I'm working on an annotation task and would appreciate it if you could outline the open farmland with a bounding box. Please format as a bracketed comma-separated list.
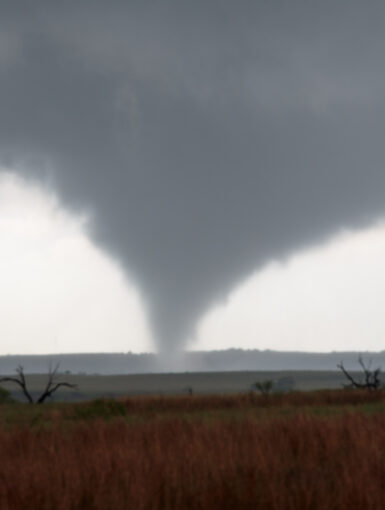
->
[0, 370, 352, 402]
[0, 390, 385, 509]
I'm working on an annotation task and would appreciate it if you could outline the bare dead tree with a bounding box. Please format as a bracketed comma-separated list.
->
[337, 356, 381, 391]
[36, 364, 78, 403]
[0, 366, 34, 403]
[0, 364, 77, 404]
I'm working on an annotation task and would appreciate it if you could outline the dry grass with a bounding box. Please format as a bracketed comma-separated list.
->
[0, 391, 385, 509]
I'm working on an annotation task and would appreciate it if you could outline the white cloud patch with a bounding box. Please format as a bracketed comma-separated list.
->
[191, 224, 385, 353]
[0, 171, 154, 354]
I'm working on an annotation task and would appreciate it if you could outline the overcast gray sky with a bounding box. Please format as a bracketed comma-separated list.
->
[2, 1, 385, 354]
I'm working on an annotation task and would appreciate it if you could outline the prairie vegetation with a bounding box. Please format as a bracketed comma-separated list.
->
[0, 370, 351, 402]
[0, 390, 385, 509]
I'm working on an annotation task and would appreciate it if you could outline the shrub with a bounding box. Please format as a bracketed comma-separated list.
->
[0, 385, 14, 404]
[253, 380, 273, 396]
[74, 398, 127, 420]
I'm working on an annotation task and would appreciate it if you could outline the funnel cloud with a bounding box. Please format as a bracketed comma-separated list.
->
[1, 1, 385, 352]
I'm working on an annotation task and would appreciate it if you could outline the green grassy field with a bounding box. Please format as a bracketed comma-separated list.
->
[0, 370, 352, 402]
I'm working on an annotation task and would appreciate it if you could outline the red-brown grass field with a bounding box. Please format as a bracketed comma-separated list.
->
[1, 390, 385, 509]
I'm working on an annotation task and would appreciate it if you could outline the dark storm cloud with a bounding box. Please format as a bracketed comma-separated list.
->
[1, 1, 385, 352]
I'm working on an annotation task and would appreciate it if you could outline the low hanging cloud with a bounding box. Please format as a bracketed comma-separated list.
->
[1, 1, 385, 353]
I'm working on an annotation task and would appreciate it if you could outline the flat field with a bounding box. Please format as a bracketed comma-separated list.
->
[1, 370, 350, 402]
[1, 390, 385, 509]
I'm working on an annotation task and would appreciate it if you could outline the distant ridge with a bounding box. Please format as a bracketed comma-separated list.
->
[0, 349, 384, 375]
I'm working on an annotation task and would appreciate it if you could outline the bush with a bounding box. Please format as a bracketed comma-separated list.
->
[74, 398, 127, 420]
[0, 386, 15, 404]
[253, 380, 273, 396]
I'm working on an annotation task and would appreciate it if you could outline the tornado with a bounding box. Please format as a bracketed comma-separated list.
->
[1, 1, 385, 354]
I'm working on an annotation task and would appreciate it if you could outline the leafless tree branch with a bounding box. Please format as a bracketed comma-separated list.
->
[0, 364, 77, 404]
[337, 356, 381, 391]
[0, 366, 34, 403]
